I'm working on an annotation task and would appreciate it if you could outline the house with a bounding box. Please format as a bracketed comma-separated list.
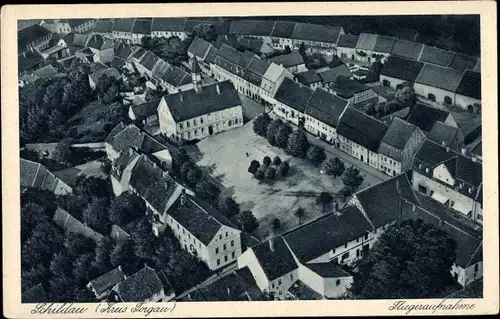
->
[330, 76, 378, 107]
[20, 159, 72, 195]
[134, 50, 160, 78]
[411, 139, 483, 223]
[372, 35, 397, 63]
[130, 18, 152, 44]
[86, 34, 115, 63]
[18, 50, 45, 75]
[449, 111, 482, 145]
[336, 107, 388, 168]
[290, 23, 344, 56]
[418, 45, 456, 67]
[449, 54, 479, 72]
[378, 117, 426, 176]
[187, 36, 217, 76]
[158, 80, 243, 143]
[33, 64, 59, 79]
[414, 64, 464, 105]
[428, 121, 465, 152]
[273, 77, 314, 127]
[22, 284, 49, 303]
[150, 17, 188, 40]
[112, 18, 136, 44]
[128, 98, 162, 131]
[454, 70, 481, 113]
[39, 40, 70, 61]
[336, 34, 360, 61]
[379, 56, 425, 89]
[259, 62, 294, 107]
[18, 24, 52, 54]
[88, 67, 121, 90]
[40, 19, 72, 34]
[295, 70, 322, 90]
[159, 65, 193, 94]
[165, 192, 243, 270]
[318, 64, 352, 90]
[87, 266, 127, 300]
[67, 18, 96, 34]
[389, 39, 424, 61]
[111, 265, 171, 302]
[406, 103, 457, 134]
[61, 32, 88, 55]
[354, 33, 379, 64]
[268, 51, 307, 74]
[52, 207, 104, 242]
[371, 85, 397, 104]
[294, 263, 353, 300]
[466, 137, 482, 162]
[92, 20, 114, 37]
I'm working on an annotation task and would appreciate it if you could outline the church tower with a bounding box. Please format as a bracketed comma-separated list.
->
[192, 58, 202, 93]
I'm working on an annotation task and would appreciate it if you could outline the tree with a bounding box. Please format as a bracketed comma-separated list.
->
[21, 202, 49, 242]
[254, 168, 265, 181]
[218, 197, 240, 218]
[49, 251, 74, 277]
[368, 59, 383, 81]
[75, 176, 111, 199]
[349, 219, 457, 299]
[191, 23, 218, 42]
[57, 194, 87, 220]
[266, 119, 283, 146]
[275, 124, 292, 149]
[92, 238, 114, 273]
[110, 239, 136, 268]
[395, 82, 417, 110]
[22, 264, 49, 293]
[109, 192, 146, 226]
[263, 156, 272, 166]
[342, 166, 364, 191]
[196, 180, 220, 202]
[306, 145, 326, 166]
[340, 186, 353, 199]
[283, 45, 292, 54]
[264, 166, 277, 182]
[48, 276, 78, 302]
[130, 219, 156, 258]
[72, 287, 97, 302]
[286, 129, 309, 158]
[82, 197, 111, 234]
[248, 160, 260, 174]
[253, 113, 271, 137]
[73, 252, 98, 285]
[186, 167, 202, 186]
[316, 192, 333, 213]
[64, 232, 96, 258]
[273, 156, 282, 166]
[170, 147, 191, 174]
[180, 162, 195, 181]
[294, 207, 306, 225]
[298, 42, 307, 58]
[276, 161, 290, 177]
[237, 210, 259, 233]
[322, 157, 345, 178]
[52, 139, 72, 165]
[141, 36, 154, 50]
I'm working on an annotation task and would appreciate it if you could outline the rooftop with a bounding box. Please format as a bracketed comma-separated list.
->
[418, 45, 456, 67]
[406, 103, 450, 133]
[292, 23, 342, 44]
[151, 17, 186, 32]
[356, 33, 379, 51]
[270, 21, 296, 38]
[318, 64, 352, 85]
[251, 236, 298, 281]
[306, 262, 352, 278]
[380, 56, 425, 82]
[114, 266, 164, 302]
[274, 77, 314, 113]
[373, 35, 396, 53]
[18, 24, 51, 52]
[337, 107, 388, 152]
[415, 64, 464, 92]
[296, 70, 322, 85]
[378, 117, 419, 161]
[132, 19, 152, 35]
[305, 88, 349, 129]
[337, 34, 359, 48]
[390, 40, 424, 61]
[332, 76, 371, 99]
[448, 54, 479, 72]
[455, 70, 481, 100]
[112, 18, 136, 33]
[428, 121, 461, 147]
[268, 51, 305, 68]
[88, 267, 126, 295]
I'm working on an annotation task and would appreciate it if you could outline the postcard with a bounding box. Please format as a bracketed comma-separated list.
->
[1, 1, 498, 317]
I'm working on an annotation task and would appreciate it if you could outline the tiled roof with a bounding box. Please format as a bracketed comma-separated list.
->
[428, 121, 461, 147]
[283, 206, 372, 263]
[337, 107, 388, 152]
[355, 173, 419, 228]
[378, 117, 419, 160]
[110, 58, 126, 69]
[268, 51, 304, 68]
[89, 68, 121, 84]
[18, 24, 51, 52]
[188, 37, 212, 60]
[114, 266, 164, 302]
[455, 70, 481, 99]
[87, 34, 113, 51]
[18, 51, 44, 73]
[292, 23, 342, 43]
[66, 18, 94, 28]
[152, 59, 171, 79]
[415, 64, 464, 92]
[449, 54, 479, 72]
[450, 112, 482, 138]
[93, 20, 113, 33]
[305, 88, 349, 128]
[390, 40, 424, 60]
[163, 80, 241, 122]
[105, 122, 125, 144]
[394, 28, 419, 42]
[161, 66, 191, 87]
[418, 45, 455, 67]
[132, 19, 152, 35]
[318, 64, 352, 85]
[53, 208, 104, 242]
[332, 76, 371, 99]
[229, 20, 275, 36]
[217, 44, 243, 65]
[306, 262, 351, 278]
[22, 284, 48, 303]
[271, 21, 296, 38]
[413, 139, 457, 168]
[239, 50, 256, 69]
[151, 17, 186, 32]
[204, 46, 218, 64]
[112, 18, 136, 33]
[247, 56, 270, 76]
[139, 51, 160, 72]
[380, 56, 425, 82]
[406, 103, 450, 133]
[373, 35, 396, 53]
[456, 155, 482, 187]
[34, 64, 58, 78]
[337, 34, 359, 48]
[251, 237, 298, 281]
[296, 70, 322, 85]
[89, 267, 126, 295]
[20, 159, 42, 188]
[130, 99, 162, 120]
[107, 124, 166, 155]
[274, 77, 314, 113]
[356, 33, 379, 51]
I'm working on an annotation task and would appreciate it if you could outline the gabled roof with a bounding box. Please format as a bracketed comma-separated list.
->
[87, 34, 114, 51]
[337, 107, 388, 152]
[114, 266, 164, 302]
[418, 45, 455, 67]
[271, 21, 296, 38]
[151, 17, 186, 32]
[305, 88, 349, 128]
[380, 56, 425, 82]
[456, 154, 482, 187]
[415, 64, 464, 92]
[450, 112, 482, 138]
[110, 58, 126, 69]
[229, 20, 275, 36]
[130, 99, 162, 120]
[379, 117, 419, 160]
[204, 46, 219, 64]
[139, 51, 160, 72]
[89, 68, 121, 84]
[89, 267, 126, 295]
[283, 206, 372, 263]
[406, 103, 450, 133]
[274, 77, 314, 113]
[34, 64, 58, 78]
[292, 23, 342, 43]
[318, 64, 352, 85]
[66, 18, 94, 28]
[428, 121, 461, 147]
[337, 34, 359, 48]
[262, 62, 288, 84]
[390, 40, 423, 60]
[163, 80, 241, 122]
[373, 35, 396, 53]
[112, 18, 136, 33]
[217, 44, 243, 65]
[306, 262, 351, 278]
[394, 28, 419, 42]
[152, 59, 171, 79]
[449, 54, 479, 72]
[356, 33, 378, 51]
[93, 20, 113, 33]
[413, 139, 457, 168]
[455, 70, 481, 99]
[188, 37, 212, 60]
[20, 159, 43, 189]
[161, 66, 191, 87]
[18, 51, 44, 73]
[268, 51, 304, 68]
[18, 24, 51, 52]
[247, 56, 270, 76]
[251, 237, 298, 281]
[296, 70, 322, 85]
[132, 19, 152, 35]
[332, 76, 371, 99]
[106, 123, 167, 155]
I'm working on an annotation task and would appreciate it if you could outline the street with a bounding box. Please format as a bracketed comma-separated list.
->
[238, 93, 266, 122]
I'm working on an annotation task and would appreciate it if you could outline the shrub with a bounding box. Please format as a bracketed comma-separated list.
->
[248, 160, 260, 174]
[306, 145, 327, 166]
[275, 124, 292, 149]
[273, 156, 282, 166]
[254, 169, 265, 181]
[276, 161, 290, 177]
[263, 156, 272, 166]
[340, 186, 353, 198]
[264, 166, 276, 181]
[286, 129, 309, 158]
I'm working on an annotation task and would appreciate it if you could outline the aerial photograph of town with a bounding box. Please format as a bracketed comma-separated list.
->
[18, 14, 483, 303]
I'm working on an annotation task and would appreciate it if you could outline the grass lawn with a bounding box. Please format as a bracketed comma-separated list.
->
[191, 120, 346, 240]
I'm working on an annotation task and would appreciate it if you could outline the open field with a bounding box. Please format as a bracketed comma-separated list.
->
[191, 120, 351, 239]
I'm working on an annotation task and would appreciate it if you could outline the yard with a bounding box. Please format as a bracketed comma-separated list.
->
[190, 120, 348, 240]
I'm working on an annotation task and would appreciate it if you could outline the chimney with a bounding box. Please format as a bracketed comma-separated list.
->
[461, 147, 467, 156]
[179, 92, 183, 102]
[180, 188, 187, 205]
[216, 84, 220, 94]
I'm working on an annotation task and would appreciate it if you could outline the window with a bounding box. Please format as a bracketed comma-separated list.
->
[278, 279, 282, 285]
[187, 132, 191, 138]
[186, 121, 190, 128]
[474, 264, 479, 272]
[177, 225, 179, 230]
[356, 238, 359, 243]
[232, 251, 235, 259]
[224, 255, 228, 262]
[201, 127, 205, 134]
[336, 279, 341, 286]
[272, 283, 275, 289]
[364, 234, 368, 240]
[425, 168, 429, 173]
[223, 244, 227, 251]
[341, 252, 349, 261]
[216, 247, 219, 254]
[226, 232, 228, 237]
[344, 243, 347, 248]
[220, 234, 222, 240]
[195, 129, 198, 136]
[231, 240, 234, 247]
[217, 259, 220, 266]
[182, 229, 185, 234]
[193, 119, 197, 126]
[468, 187, 472, 193]
[200, 118, 204, 124]
[444, 96, 452, 105]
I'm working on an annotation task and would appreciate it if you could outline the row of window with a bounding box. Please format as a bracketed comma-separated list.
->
[214, 240, 235, 254]
[216, 251, 236, 266]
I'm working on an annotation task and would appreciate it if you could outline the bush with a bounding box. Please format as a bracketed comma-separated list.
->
[254, 169, 265, 181]
[253, 113, 271, 137]
[286, 129, 309, 158]
[340, 186, 353, 198]
[306, 145, 327, 166]
[273, 156, 282, 166]
[264, 166, 276, 181]
[276, 161, 290, 177]
[248, 160, 260, 174]
[275, 124, 292, 149]
[263, 156, 272, 166]
[237, 210, 259, 233]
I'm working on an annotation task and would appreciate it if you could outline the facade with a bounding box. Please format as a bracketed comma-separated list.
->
[414, 63, 463, 105]
[150, 17, 188, 40]
[259, 62, 294, 107]
[330, 76, 378, 106]
[379, 56, 425, 90]
[427, 121, 465, 152]
[67, 19, 96, 34]
[267, 51, 307, 74]
[40, 19, 72, 34]
[18, 24, 52, 54]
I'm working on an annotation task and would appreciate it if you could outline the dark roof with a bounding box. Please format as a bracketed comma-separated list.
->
[89, 68, 121, 84]
[247, 56, 270, 76]
[418, 45, 455, 67]
[87, 34, 113, 51]
[130, 99, 162, 119]
[373, 35, 396, 53]
[108, 123, 166, 155]
[456, 155, 482, 187]
[105, 122, 125, 144]
[306, 262, 351, 278]
[251, 237, 298, 281]
[292, 23, 342, 43]
[332, 76, 371, 99]
[132, 19, 152, 35]
[139, 51, 160, 71]
[114, 266, 164, 302]
[337, 107, 388, 152]
[274, 77, 314, 113]
[217, 44, 243, 65]
[269, 51, 304, 67]
[89, 267, 126, 295]
[283, 206, 372, 263]
[449, 54, 479, 72]
[380, 56, 425, 82]
[110, 58, 126, 69]
[473, 59, 481, 72]
[379, 117, 419, 160]
[356, 33, 378, 51]
[428, 121, 461, 147]
[355, 173, 419, 228]
[20, 159, 43, 188]
[112, 18, 136, 33]
[337, 34, 359, 48]
[390, 40, 423, 60]
[188, 37, 212, 59]
[415, 64, 464, 92]
[161, 66, 191, 87]
[152, 59, 171, 79]
[271, 21, 296, 38]
[163, 80, 241, 122]
[34, 64, 58, 78]
[93, 20, 113, 33]
[151, 17, 186, 32]
[455, 70, 481, 99]
[318, 64, 352, 85]
[406, 103, 450, 133]
[66, 18, 94, 28]
[450, 112, 482, 138]
[204, 46, 218, 64]
[18, 24, 51, 52]
[296, 70, 322, 85]
[18, 51, 44, 73]
[288, 280, 324, 300]
[22, 284, 48, 303]
[413, 139, 457, 167]
[229, 20, 275, 36]
[305, 88, 349, 128]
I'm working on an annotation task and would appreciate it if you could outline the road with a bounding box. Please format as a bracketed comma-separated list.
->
[238, 93, 266, 122]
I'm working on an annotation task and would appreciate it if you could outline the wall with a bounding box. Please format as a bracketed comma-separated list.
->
[324, 276, 353, 299]
[304, 115, 337, 143]
[432, 163, 455, 186]
[454, 93, 481, 112]
[158, 98, 178, 138]
[237, 249, 270, 291]
[269, 269, 299, 299]
[413, 83, 455, 106]
[206, 226, 242, 270]
[401, 128, 426, 171]
[379, 74, 407, 90]
[463, 261, 483, 286]
[378, 145, 402, 176]
[338, 47, 357, 61]
[298, 263, 325, 296]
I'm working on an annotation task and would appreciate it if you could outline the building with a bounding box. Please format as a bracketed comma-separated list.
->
[128, 98, 162, 132]
[336, 34, 360, 61]
[259, 62, 294, 107]
[295, 70, 322, 90]
[427, 121, 465, 152]
[336, 107, 388, 168]
[406, 103, 457, 134]
[40, 19, 72, 34]
[20, 158, 72, 195]
[268, 51, 307, 74]
[318, 64, 352, 90]
[134, 50, 160, 78]
[61, 32, 89, 55]
[111, 265, 173, 302]
[330, 76, 378, 107]
[187, 36, 218, 76]
[454, 70, 481, 113]
[414, 64, 464, 105]
[411, 139, 483, 223]
[158, 80, 243, 143]
[378, 117, 426, 176]
[379, 56, 425, 89]
[273, 77, 314, 127]
[88, 68, 121, 90]
[390, 39, 424, 61]
[18, 24, 52, 54]
[150, 17, 188, 40]
[67, 19, 96, 34]
[394, 28, 420, 42]
[130, 18, 152, 44]
[158, 66, 193, 94]
[92, 20, 114, 37]
[353, 33, 380, 64]
[86, 34, 115, 63]
[87, 266, 127, 300]
[112, 18, 136, 44]
[418, 45, 456, 67]
[449, 111, 482, 145]
[448, 53, 479, 72]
